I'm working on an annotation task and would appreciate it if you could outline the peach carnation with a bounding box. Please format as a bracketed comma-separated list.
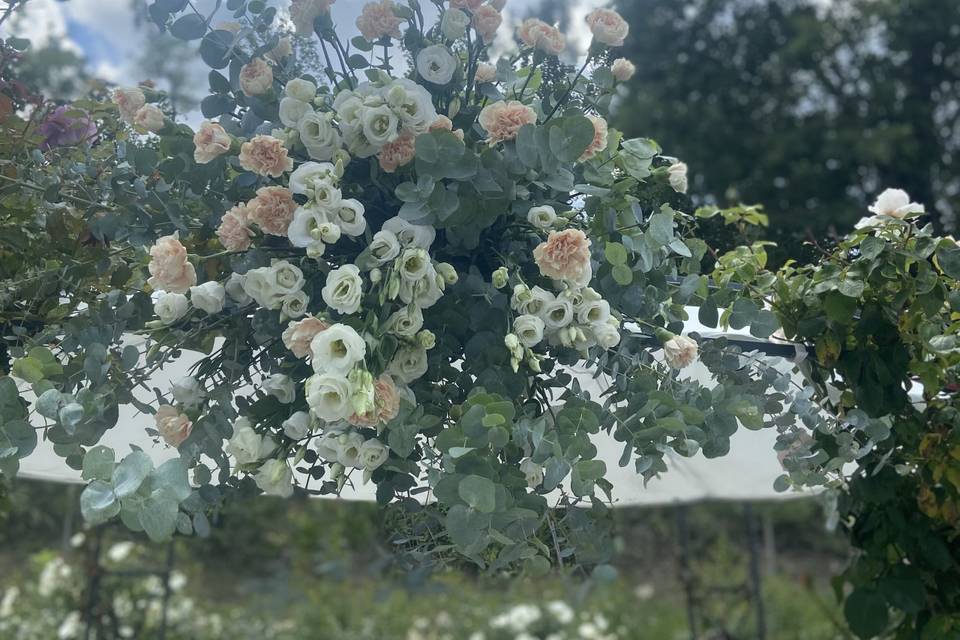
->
[533, 228, 593, 287]
[193, 120, 232, 164]
[585, 8, 629, 47]
[247, 186, 296, 236]
[429, 115, 464, 141]
[475, 62, 496, 84]
[282, 316, 330, 359]
[155, 404, 193, 447]
[579, 115, 609, 162]
[239, 135, 293, 177]
[377, 130, 416, 173]
[611, 58, 636, 82]
[517, 18, 565, 56]
[356, 0, 403, 41]
[148, 233, 197, 293]
[471, 5, 501, 43]
[239, 58, 274, 97]
[290, 0, 336, 35]
[348, 375, 401, 427]
[112, 87, 145, 123]
[478, 100, 537, 145]
[216, 205, 254, 252]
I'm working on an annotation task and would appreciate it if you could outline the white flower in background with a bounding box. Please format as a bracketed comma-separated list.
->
[386, 79, 438, 133]
[112, 87, 145, 122]
[171, 376, 205, 408]
[290, 161, 341, 204]
[133, 104, 164, 132]
[361, 104, 400, 148]
[667, 161, 688, 194]
[868, 188, 925, 219]
[243, 261, 304, 310]
[491, 604, 541, 632]
[310, 323, 366, 374]
[193, 120, 232, 164]
[227, 417, 275, 465]
[285, 77, 317, 102]
[367, 230, 402, 266]
[475, 61, 497, 83]
[539, 296, 574, 331]
[225, 273, 251, 305]
[263, 373, 296, 403]
[576, 298, 610, 326]
[388, 344, 429, 383]
[514, 314, 545, 348]
[383, 216, 435, 248]
[512, 285, 553, 317]
[107, 541, 135, 563]
[611, 58, 636, 81]
[279, 96, 311, 128]
[441, 8, 470, 40]
[290, 0, 335, 35]
[299, 110, 342, 161]
[254, 459, 294, 497]
[154, 292, 189, 324]
[359, 438, 388, 471]
[546, 601, 574, 624]
[281, 291, 309, 318]
[593, 319, 621, 349]
[282, 411, 312, 439]
[322, 264, 364, 315]
[189, 281, 225, 314]
[57, 611, 83, 640]
[0, 586, 18, 618]
[417, 45, 457, 85]
[519, 458, 544, 488]
[335, 431, 365, 468]
[306, 373, 354, 421]
[38, 556, 71, 597]
[663, 334, 698, 369]
[527, 205, 557, 230]
[267, 36, 293, 62]
[330, 199, 367, 236]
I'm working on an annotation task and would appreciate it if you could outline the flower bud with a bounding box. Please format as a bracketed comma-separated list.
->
[369, 267, 383, 284]
[492, 266, 509, 289]
[436, 262, 458, 285]
[418, 330, 436, 350]
[306, 242, 326, 259]
[504, 333, 521, 352]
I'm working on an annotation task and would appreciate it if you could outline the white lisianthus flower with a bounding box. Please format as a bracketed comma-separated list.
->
[310, 323, 366, 374]
[539, 297, 574, 331]
[306, 373, 354, 421]
[330, 199, 367, 236]
[361, 104, 399, 148]
[441, 8, 470, 40]
[385, 79, 437, 134]
[436, 262, 458, 285]
[299, 110, 342, 161]
[388, 344, 429, 383]
[285, 77, 317, 102]
[359, 438, 388, 471]
[225, 273, 251, 305]
[417, 45, 457, 85]
[227, 417, 274, 465]
[385, 305, 424, 337]
[189, 281, 225, 314]
[576, 298, 610, 325]
[288, 205, 328, 252]
[289, 161, 340, 202]
[868, 188, 925, 219]
[512, 285, 553, 316]
[663, 334, 698, 369]
[398, 265, 444, 309]
[154, 292, 189, 324]
[527, 205, 557, 230]
[335, 431, 365, 468]
[382, 216, 436, 248]
[263, 373, 296, 404]
[171, 376, 205, 408]
[242, 263, 302, 310]
[273, 260, 305, 292]
[397, 248, 431, 282]
[593, 319, 621, 349]
[667, 161, 688, 194]
[519, 458, 544, 488]
[254, 459, 294, 497]
[322, 264, 364, 315]
[514, 314, 545, 348]
[279, 97, 311, 128]
[282, 411, 313, 440]
[367, 230, 402, 266]
[281, 291, 309, 318]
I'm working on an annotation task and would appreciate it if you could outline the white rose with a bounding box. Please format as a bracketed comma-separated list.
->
[387, 344, 429, 383]
[171, 376, 205, 408]
[154, 292, 189, 324]
[310, 323, 366, 374]
[385, 305, 424, 337]
[263, 373, 296, 404]
[359, 438, 388, 471]
[360, 104, 399, 148]
[322, 264, 364, 315]
[527, 205, 557, 230]
[416, 45, 457, 85]
[299, 110, 342, 161]
[285, 78, 317, 102]
[254, 459, 294, 497]
[576, 299, 610, 325]
[663, 335, 698, 369]
[367, 230, 401, 266]
[382, 216, 435, 249]
[336, 431, 365, 468]
[519, 458, 543, 488]
[306, 373, 354, 421]
[513, 314, 545, 348]
[868, 188, 925, 219]
[279, 97, 311, 128]
[282, 411, 313, 440]
[611, 58, 636, 82]
[667, 161, 688, 194]
[225, 273, 251, 305]
[189, 281, 225, 314]
[593, 320, 621, 350]
[227, 418, 275, 465]
[113, 87, 146, 122]
[475, 62, 497, 84]
[539, 297, 573, 331]
[330, 199, 367, 237]
[133, 105, 165, 132]
[281, 291, 309, 318]
[441, 8, 470, 40]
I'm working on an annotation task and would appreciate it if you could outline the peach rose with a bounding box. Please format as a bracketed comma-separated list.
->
[348, 374, 400, 427]
[133, 104, 165, 133]
[148, 233, 197, 293]
[155, 404, 193, 447]
[247, 186, 296, 236]
[377, 130, 416, 173]
[356, 0, 403, 41]
[533, 228, 593, 286]
[579, 115, 609, 162]
[585, 8, 629, 47]
[240, 58, 274, 97]
[282, 315, 330, 358]
[517, 18, 565, 55]
[475, 62, 496, 83]
[471, 5, 501, 43]
[112, 87, 145, 123]
[239, 135, 293, 177]
[290, 0, 335, 35]
[478, 100, 537, 145]
[611, 58, 636, 82]
[268, 37, 293, 63]
[193, 121, 232, 164]
[216, 205, 254, 252]
[429, 115, 464, 141]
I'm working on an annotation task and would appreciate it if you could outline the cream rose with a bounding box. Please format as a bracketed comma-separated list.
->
[193, 121, 232, 164]
[417, 45, 457, 85]
[868, 188, 925, 219]
[475, 62, 497, 84]
[189, 281, 225, 314]
[322, 264, 364, 315]
[517, 18, 565, 56]
[533, 229, 593, 287]
[240, 58, 273, 97]
[154, 405, 192, 447]
[585, 8, 629, 47]
[282, 316, 330, 358]
[479, 100, 537, 145]
[667, 161, 688, 194]
[663, 335, 698, 369]
[239, 135, 293, 177]
[112, 87, 145, 122]
[148, 233, 196, 293]
[611, 58, 636, 82]
[290, 0, 335, 35]
[133, 105, 164, 133]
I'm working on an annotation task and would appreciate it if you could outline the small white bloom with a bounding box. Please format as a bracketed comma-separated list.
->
[154, 292, 189, 324]
[417, 45, 457, 85]
[171, 376, 205, 408]
[367, 230, 402, 265]
[441, 8, 470, 40]
[667, 161, 688, 194]
[281, 291, 309, 318]
[868, 188, 925, 219]
[593, 320, 621, 349]
[285, 77, 317, 102]
[335, 431, 365, 468]
[322, 264, 364, 315]
[359, 438, 389, 471]
[546, 600, 574, 624]
[189, 281, 225, 314]
[382, 216, 435, 249]
[611, 58, 636, 82]
[299, 110, 342, 161]
[306, 373, 354, 421]
[527, 205, 557, 230]
[282, 411, 313, 439]
[227, 418, 275, 465]
[263, 373, 296, 404]
[663, 334, 698, 369]
[310, 323, 366, 374]
[388, 344, 429, 383]
[254, 459, 294, 497]
[279, 97, 311, 128]
[385, 305, 424, 337]
[397, 248, 431, 282]
[576, 298, 610, 326]
[288, 205, 328, 254]
[330, 198, 367, 237]
[107, 541, 135, 563]
[514, 314, 545, 348]
[539, 296, 574, 331]
[475, 61, 497, 84]
[361, 104, 400, 148]
[512, 285, 553, 316]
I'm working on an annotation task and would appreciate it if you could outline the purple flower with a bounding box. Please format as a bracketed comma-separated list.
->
[39, 105, 98, 150]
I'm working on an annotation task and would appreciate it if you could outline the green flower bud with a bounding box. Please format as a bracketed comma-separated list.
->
[492, 266, 509, 289]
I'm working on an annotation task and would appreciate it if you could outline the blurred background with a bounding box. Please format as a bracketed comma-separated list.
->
[1, 0, 958, 638]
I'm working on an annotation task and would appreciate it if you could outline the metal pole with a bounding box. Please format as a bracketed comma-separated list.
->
[675, 504, 699, 640]
[744, 504, 767, 640]
[83, 526, 104, 640]
[158, 539, 176, 640]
